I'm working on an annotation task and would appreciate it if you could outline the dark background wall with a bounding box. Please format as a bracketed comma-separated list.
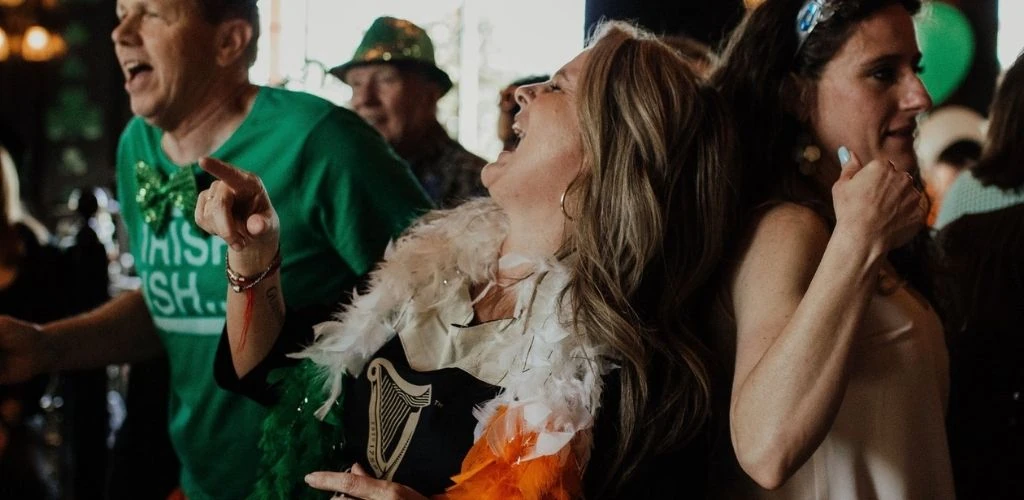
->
[0, 0, 129, 228]
[585, 0, 746, 47]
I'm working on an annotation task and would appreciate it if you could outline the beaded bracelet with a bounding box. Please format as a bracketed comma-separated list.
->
[225, 248, 282, 293]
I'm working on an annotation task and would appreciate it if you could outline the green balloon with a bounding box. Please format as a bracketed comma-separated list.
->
[914, 3, 975, 106]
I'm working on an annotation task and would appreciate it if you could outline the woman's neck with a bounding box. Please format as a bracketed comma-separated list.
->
[469, 217, 562, 323]
[499, 213, 564, 265]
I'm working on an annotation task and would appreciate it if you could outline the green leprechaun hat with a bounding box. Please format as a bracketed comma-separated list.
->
[329, 16, 453, 94]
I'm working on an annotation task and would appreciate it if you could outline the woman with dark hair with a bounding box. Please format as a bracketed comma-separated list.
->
[936, 50, 1024, 499]
[936, 51, 1024, 228]
[708, 0, 951, 497]
[196, 21, 737, 499]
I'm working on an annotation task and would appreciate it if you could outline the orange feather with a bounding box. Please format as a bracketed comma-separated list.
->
[440, 406, 583, 500]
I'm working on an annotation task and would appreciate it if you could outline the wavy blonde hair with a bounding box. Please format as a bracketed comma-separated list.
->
[563, 21, 738, 492]
[0, 145, 48, 264]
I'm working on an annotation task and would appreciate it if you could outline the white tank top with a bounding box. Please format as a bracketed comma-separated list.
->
[728, 279, 954, 499]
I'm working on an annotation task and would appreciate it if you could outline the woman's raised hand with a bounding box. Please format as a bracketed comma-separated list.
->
[195, 157, 280, 275]
[831, 147, 926, 256]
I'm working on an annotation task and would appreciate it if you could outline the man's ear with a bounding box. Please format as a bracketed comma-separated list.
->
[214, 19, 253, 68]
[782, 73, 815, 123]
[427, 83, 443, 104]
[418, 75, 443, 104]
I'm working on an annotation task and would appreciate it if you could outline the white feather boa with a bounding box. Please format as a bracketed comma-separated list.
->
[292, 198, 612, 463]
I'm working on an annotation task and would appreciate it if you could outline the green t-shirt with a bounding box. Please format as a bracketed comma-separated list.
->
[115, 86, 431, 500]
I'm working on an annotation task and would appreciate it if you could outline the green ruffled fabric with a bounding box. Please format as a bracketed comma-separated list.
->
[249, 359, 348, 500]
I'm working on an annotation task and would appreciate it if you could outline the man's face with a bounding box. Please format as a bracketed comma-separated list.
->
[112, 0, 220, 129]
[346, 64, 440, 147]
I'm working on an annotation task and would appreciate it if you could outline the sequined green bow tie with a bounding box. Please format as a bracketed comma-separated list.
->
[135, 161, 199, 235]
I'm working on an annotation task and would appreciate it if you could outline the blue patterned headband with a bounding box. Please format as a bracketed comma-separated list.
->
[795, 0, 838, 57]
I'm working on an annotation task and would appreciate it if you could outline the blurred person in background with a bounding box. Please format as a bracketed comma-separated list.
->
[935, 53, 1024, 228]
[915, 105, 984, 227]
[0, 129, 67, 500]
[331, 16, 486, 207]
[936, 49, 1024, 500]
[57, 187, 113, 500]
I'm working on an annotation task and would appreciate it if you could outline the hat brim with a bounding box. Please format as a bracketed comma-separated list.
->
[328, 60, 453, 95]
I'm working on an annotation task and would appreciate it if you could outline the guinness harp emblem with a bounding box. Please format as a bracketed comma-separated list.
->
[366, 358, 433, 479]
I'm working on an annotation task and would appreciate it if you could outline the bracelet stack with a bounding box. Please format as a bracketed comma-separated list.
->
[226, 248, 282, 293]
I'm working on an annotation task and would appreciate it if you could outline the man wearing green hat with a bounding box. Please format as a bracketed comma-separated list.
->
[330, 16, 486, 208]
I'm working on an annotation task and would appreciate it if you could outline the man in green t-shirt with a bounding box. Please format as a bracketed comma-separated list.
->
[0, 1, 430, 499]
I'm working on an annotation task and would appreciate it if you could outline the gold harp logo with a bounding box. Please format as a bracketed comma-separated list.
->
[366, 358, 433, 479]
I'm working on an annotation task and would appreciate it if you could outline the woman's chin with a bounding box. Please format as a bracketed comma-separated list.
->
[480, 159, 507, 190]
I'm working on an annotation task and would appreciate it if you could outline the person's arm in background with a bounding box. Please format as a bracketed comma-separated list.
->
[0, 290, 163, 384]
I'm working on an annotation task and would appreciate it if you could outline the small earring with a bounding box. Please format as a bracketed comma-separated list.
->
[560, 189, 575, 221]
[797, 144, 821, 176]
